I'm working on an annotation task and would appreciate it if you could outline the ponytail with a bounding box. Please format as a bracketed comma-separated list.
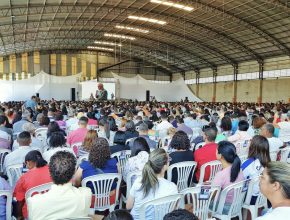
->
[140, 148, 168, 198]
[230, 154, 241, 182]
[25, 150, 47, 168]
[218, 141, 241, 183]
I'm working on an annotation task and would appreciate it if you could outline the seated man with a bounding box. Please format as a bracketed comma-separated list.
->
[260, 123, 283, 152]
[67, 116, 88, 146]
[227, 120, 252, 146]
[27, 151, 92, 220]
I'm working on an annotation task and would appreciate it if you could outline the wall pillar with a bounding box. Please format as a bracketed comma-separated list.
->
[196, 69, 200, 97]
[212, 67, 217, 102]
[258, 60, 264, 104]
[233, 64, 238, 103]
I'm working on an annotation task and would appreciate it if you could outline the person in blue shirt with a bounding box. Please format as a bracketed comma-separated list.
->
[24, 96, 37, 112]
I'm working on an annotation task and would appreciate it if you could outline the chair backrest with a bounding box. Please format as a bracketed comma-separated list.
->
[235, 140, 251, 155]
[0, 149, 11, 173]
[280, 147, 290, 163]
[167, 161, 197, 191]
[195, 142, 205, 150]
[215, 180, 249, 218]
[87, 125, 98, 130]
[191, 127, 202, 140]
[270, 151, 278, 161]
[77, 154, 89, 167]
[71, 142, 83, 157]
[81, 173, 122, 212]
[0, 190, 13, 220]
[125, 171, 142, 199]
[25, 182, 53, 201]
[181, 185, 221, 220]
[198, 160, 222, 184]
[111, 150, 131, 175]
[239, 154, 248, 164]
[139, 194, 184, 220]
[35, 128, 48, 141]
[244, 177, 267, 208]
[6, 163, 23, 187]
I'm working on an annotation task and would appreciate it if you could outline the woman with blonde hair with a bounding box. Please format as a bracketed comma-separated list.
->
[78, 129, 98, 157]
[126, 148, 177, 220]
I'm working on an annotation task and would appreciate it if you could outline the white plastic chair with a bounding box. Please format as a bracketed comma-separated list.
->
[125, 138, 134, 146]
[81, 173, 122, 213]
[35, 128, 48, 141]
[280, 147, 290, 163]
[88, 125, 98, 130]
[111, 150, 131, 175]
[242, 177, 267, 220]
[0, 190, 13, 220]
[195, 142, 205, 150]
[213, 180, 249, 220]
[25, 182, 53, 201]
[120, 171, 142, 208]
[181, 185, 221, 220]
[270, 151, 278, 161]
[235, 140, 251, 155]
[77, 154, 89, 168]
[167, 161, 197, 191]
[71, 142, 83, 157]
[198, 160, 222, 184]
[139, 194, 184, 220]
[239, 154, 248, 164]
[6, 164, 23, 187]
[0, 149, 11, 173]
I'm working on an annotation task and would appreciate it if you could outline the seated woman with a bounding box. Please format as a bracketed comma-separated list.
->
[241, 135, 271, 205]
[122, 137, 150, 182]
[78, 130, 98, 157]
[216, 116, 232, 142]
[168, 131, 194, 184]
[126, 148, 178, 220]
[43, 132, 75, 162]
[110, 130, 130, 154]
[14, 150, 52, 220]
[74, 137, 118, 187]
[212, 141, 244, 214]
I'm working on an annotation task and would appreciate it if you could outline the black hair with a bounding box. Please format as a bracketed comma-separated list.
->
[218, 141, 241, 182]
[163, 209, 198, 220]
[17, 131, 31, 145]
[220, 116, 232, 131]
[25, 150, 47, 168]
[170, 130, 191, 150]
[238, 120, 249, 131]
[175, 116, 184, 124]
[49, 132, 66, 148]
[0, 115, 6, 125]
[203, 127, 218, 142]
[39, 116, 50, 126]
[104, 209, 133, 220]
[113, 131, 126, 145]
[79, 116, 89, 125]
[49, 151, 76, 185]
[131, 137, 150, 157]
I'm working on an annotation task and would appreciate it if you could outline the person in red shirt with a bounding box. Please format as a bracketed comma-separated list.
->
[67, 116, 88, 146]
[194, 126, 218, 183]
[14, 150, 52, 219]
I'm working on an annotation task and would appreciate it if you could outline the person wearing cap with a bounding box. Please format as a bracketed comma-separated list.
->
[128, 123, 157, 150]
[13, 109, 33, 134]
[95, 83, 108, 101]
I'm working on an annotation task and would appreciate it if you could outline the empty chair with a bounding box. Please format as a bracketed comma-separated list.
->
[139, 194, 184, 220]
[198, 160, 222, 184]
[0, 149, 11, 173]
[25, 182, 53, 201]
[111, 150, 131, 175]
[181, 185, 221, 220]
[0, 190, 13, 220]
[81, 173, 122, 213]
[120, 171, 142, 208]
[242, 177, 268, 220]
[212, 180, 249, 220]
[6, 163, 22, 187]
[167, 161, 197, 191]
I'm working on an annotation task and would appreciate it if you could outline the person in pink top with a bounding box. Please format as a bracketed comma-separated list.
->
[67, 116, 88, 146]
[212, 140, 244, 214]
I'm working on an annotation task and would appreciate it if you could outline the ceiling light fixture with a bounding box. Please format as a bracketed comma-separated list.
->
[104, 33, 136, 40]
[115, 25, 149, 33]
[87, 46, 114, 51]
[150, 0, 194, 11]
[94, 41, 122, 47]
[128, 15, 166, 25]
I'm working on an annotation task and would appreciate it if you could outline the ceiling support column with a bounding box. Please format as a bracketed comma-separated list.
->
[212, 67, 217, 103]
[196, 69, 200, 98]
[233, 64, 238, 103]
[258, 60, 264, 105]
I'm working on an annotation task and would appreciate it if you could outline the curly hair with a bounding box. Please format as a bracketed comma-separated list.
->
[170, 130, 191, 150]
[89, 137, 111, 168]
[49, 151, 76, 185]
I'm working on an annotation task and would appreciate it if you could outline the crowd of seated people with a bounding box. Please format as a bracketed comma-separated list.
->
[0, 98, 289, 219]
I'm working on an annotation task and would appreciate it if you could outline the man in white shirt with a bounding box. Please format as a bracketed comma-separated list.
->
[156, 112, 173, 138]
[257, 162, 290, 219]
[27, 151, 92, 220]
[3, 131, 36, 173]
[260, 123, 283, 152]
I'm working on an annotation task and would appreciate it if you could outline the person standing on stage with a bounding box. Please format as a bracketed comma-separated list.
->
[95, 83, 108, 101]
